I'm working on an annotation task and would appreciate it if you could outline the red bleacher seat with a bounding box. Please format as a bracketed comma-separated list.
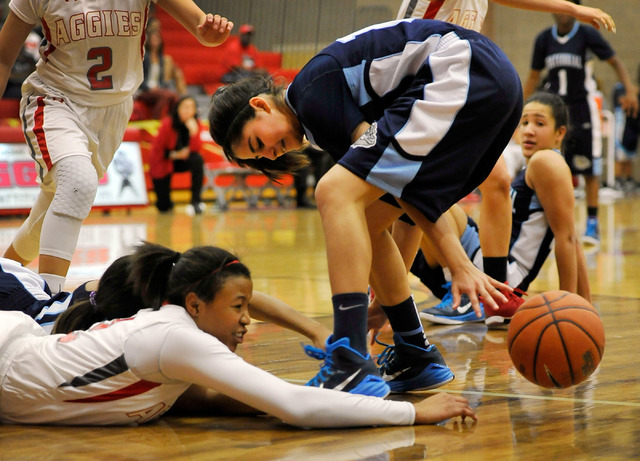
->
[153, 6, 298, 90]
[0, 99, 20, 119]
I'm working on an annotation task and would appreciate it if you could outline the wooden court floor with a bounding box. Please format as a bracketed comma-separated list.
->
[1, 194, 639, 460]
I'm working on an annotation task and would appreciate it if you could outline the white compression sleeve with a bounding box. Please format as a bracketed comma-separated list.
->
[39, 156, 98, 261]
[150, 327, 416, 428]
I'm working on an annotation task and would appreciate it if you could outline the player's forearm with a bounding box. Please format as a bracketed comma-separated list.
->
[249, 291, 330, 348]
[157, 0, 206, 36]
[608, 57, 636, 95]
[554, 236, 579, 294]
[574, 240, 591, 302]
[422, 215, 468, 274]
[157, 0, 232, 47]
[492, 0, 577, 15]
[522, 72, 541, 102]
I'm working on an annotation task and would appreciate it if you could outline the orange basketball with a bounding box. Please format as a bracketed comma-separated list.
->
[507, 290, 605, 389]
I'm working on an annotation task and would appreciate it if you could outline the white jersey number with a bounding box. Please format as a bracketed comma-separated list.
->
[87, 47, 114, 91]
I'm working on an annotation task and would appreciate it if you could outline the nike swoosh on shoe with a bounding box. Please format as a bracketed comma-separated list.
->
[333, 369, 363, 391]
[381, 367, 411, 381]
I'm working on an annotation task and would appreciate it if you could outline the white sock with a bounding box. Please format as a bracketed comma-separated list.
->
[40, 273, 66, 295]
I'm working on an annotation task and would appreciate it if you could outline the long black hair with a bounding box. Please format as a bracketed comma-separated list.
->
[208, 75, 309, 180]
[128, 242, 251, 309]
[52, 255, 144, 334]
[171, 95, 198, 150]
[52, 243, 251, 334]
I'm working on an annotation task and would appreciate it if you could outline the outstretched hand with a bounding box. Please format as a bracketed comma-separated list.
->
[574, 5, 616, 33]
[413, 392, 477, 424]
[197, 14, 233, 46]
[449, 260, 509, 317]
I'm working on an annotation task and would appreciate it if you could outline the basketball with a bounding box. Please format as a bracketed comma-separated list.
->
[507, 290, 605, 389]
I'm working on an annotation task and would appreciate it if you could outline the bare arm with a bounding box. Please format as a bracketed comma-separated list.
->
[527, 150, 580, 293]
[523, 69, 542, 102]
[490, 0, 616, 32]
[157, 0, 233, 46]
[165, 55, 188, 95]
[0, 11, 34, 97]
[606, 55, 639, 118]
[249, 291, 330, 349]
[399, 203, 508, 316]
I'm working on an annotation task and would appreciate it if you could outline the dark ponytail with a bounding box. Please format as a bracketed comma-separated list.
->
[129, 242, 251, 307]
[127, 241, 181, 309]
[52, 242, 252, 334]
[52, 255, 144, 333]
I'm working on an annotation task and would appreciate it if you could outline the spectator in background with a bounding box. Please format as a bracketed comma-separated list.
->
[135, 29, 188, 120]
[2, 29, 40, 99]
[221, 24, 266, 84]
[150, 95, 205, 215]
[612, 67, 640, 193]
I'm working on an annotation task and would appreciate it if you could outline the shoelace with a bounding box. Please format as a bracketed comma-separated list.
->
[303, 344, 333, 386]
[373, 334, 396, 367]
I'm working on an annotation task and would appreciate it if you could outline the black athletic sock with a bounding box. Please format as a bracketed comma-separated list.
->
[410, 249, 448, 299]
[381, 295, 428, 348]
[587, 206, 598, 219]
[483, 256, 507, 283]
[331, 292, 369, 355]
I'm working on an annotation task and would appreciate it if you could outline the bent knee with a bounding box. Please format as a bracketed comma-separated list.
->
[51, 157, 98, 220]
[479, 160, 511, 195]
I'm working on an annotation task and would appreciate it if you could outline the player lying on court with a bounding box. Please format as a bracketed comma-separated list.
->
[372, 92, 591, 331]
[0, 242, 476, 427]
[0, 250, 331, 348]
[209, 18, 522, 397]
[0, 0, 232, 297]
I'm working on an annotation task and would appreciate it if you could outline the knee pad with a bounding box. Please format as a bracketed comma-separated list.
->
[50, 156, 98, 220]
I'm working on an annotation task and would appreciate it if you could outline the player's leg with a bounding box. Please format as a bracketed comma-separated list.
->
[4, 187, 55, 266]
[408, 207, 485, 324]
[152, 175, 174, 212]
[38, 155, 99, 293]
[569, 98, 602, 245]
[477, 156, 511, 284]
[306, 164, 390, 397]
[364, 200, 454, 392]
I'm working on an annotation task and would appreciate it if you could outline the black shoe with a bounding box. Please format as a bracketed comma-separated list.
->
[376, 334, 454, 392]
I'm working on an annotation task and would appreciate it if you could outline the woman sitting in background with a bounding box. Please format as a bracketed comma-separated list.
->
[134, 29, 188, 120]
[150, 95, 206, 215]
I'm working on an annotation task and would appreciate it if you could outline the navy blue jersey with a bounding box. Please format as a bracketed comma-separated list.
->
[0, 258, 72, 332]
[508, 163, 556, 291]
[285, 19, 522, 221]
[531, 23, 614, 102]
[287, 19, 498, 159]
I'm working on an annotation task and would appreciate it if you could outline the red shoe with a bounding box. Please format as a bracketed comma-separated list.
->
[484, 287, 526, 327]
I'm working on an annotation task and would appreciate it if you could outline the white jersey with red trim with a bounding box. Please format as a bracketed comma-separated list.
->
[9, 0, 155, 106]
[396, 0, 488, 32]
[0, 306, 415, 427]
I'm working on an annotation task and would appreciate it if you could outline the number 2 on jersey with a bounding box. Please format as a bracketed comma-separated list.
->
[87, 47, 113, 90]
